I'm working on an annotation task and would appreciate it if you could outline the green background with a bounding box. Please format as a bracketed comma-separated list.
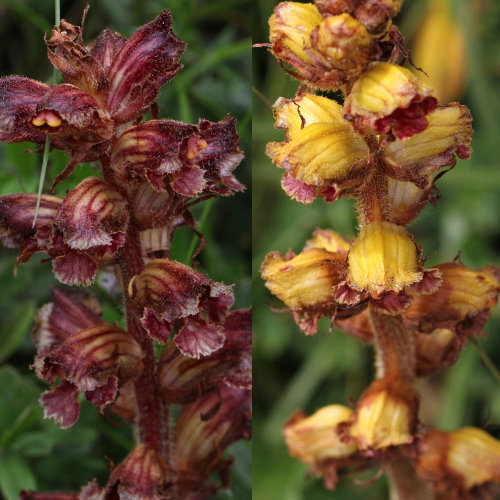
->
[0, 0, 251, 498]
[253, 0, 500, 498]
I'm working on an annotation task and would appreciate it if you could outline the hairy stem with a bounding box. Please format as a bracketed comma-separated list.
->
[356, 157, 389, 226]
[102, 153, 167, 457]
[387, 454, 433, 500]
[369, 310, 415, 381]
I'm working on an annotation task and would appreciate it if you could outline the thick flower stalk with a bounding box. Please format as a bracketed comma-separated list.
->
[260, 1, 500, 498]
[0, 8, 250, 499]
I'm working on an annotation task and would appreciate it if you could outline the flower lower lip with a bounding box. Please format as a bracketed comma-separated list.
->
[32, 110, 62, 128]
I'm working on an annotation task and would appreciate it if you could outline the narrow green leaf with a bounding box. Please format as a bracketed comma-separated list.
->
[0, 301, 37, 363]
[0, 452, 37, 500]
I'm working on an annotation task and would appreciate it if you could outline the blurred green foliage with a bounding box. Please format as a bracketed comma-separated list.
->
[0, 0, 250, 498]
[253, 0, 500, 498]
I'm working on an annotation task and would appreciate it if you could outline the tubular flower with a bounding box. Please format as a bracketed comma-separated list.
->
[267, 93, 370, 203]
[110, 116, 244, 196]
[173, 387, 252, 499]
[284, 405, 357, 465]
[348, 377, 419, 450]
[414, 428, 500, 497]
[54, 176, 129, 251]
[260, 230, 359, 335]
[346, 221, 422, 297]
[343, 62, 438, 139]
[0, 10, 185, 187]
[404, 263, 500, 335]
[31, 287, 143, 428]
[128, 259, 234, 354]
[267, 92, 472, 205]
[0, 179, 129, 285]
[104, 445, 170, 500]
[158, 309, 252, 403]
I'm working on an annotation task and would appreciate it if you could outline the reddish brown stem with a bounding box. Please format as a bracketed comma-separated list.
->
[387, 454, 433, 500]
[102, 154, 167, 456]
[356, 157, 389, 226]
[369, 310, 416, 381]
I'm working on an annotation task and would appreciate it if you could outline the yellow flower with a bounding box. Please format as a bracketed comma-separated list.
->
[349, 377, 418, 450]
[347, 221, 422, 296]
[404, 263, 500, 333]
[269, 4, 376, 90]
[416, 427, 500, 493]
[382, 103, 472, 186]
[267, 93, 370, 199]
[269, 2, 323, 67]
[344, 62, 437, 139]
[284, 405, 357, 465]
[412, 0, 467, 103]
[303, 228, 351, 254]
[267, 92, 472, 205]
[260, 247, 345, 311]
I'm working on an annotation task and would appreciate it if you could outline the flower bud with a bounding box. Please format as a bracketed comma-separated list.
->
[270, 3, 377, 90]
[311, 13, 374, 75]
[349, 377, 419, 449]
[353, 0, 402, 35]
[414, 328, 465, 376]
[344, 62, 437, 139]
[106, 10, 186, 124]
[89, 29, 126, 74]
[415, 427, 500, 494]
[284, 405, 357, 465]
[347, 221, 423, 296]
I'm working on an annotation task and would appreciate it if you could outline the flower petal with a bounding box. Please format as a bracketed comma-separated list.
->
[129, 259, 233, 334]
[40, 380, 80, 429]
[158, 309, 252, 403]
[54, 177, 129, 251]
[347, 221, 423, 295]
[32, 287, 102, 353]
[382, 103, 473, 187]
[45, 20, 109, 104]
[106, 10, 186, 123]
[344, 62, 437, 138]
[89, 29, 127, 74]
[49, 324, 143, 393]
[175, 316, 225, 359]
[52, 251, 98, 286]
[0, 76, 49, 144]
